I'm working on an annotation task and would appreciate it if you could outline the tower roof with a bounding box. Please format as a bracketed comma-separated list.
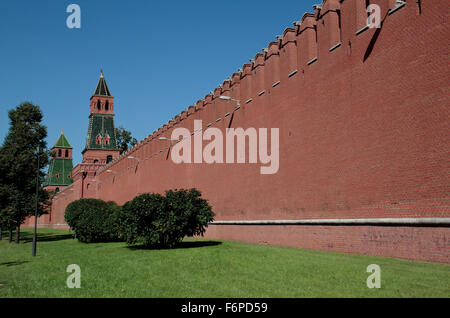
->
[92, 71, 112, 97]
[43, 157, 73, 187]
[53, 130, 72, 149]
[45, 130, 73, 187]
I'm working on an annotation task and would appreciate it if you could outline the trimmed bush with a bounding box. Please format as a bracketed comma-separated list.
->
[120, 188, 215, 248]
[119, 193, 166, 247]
[65, 198, 121, 243]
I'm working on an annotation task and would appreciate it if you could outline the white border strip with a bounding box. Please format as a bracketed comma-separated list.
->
[30, 218, 450, 228]
[211, 218, 450, 226]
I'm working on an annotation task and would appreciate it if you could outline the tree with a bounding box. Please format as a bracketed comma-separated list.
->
[0, 102, 50, 243]
[0, 184, 16, 242]
[115, 126, 138, 154]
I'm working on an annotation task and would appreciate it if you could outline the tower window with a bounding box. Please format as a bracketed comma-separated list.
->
[97, 99, 101, 110]
[55, 173, 60, 178]
[58, 149, 62, 157]
[96, 135, 102, 145]
[105, 100, 109, 111]
[106, 155, 113, 163]
[105, 135, 110, 145]
[65, 149, 69, 157]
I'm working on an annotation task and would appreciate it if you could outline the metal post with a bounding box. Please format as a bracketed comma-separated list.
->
[32, 148, 39, 256]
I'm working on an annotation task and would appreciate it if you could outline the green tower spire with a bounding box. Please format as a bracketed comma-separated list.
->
[82, 71, 120, 165]
[92, 71, 112, 97]
[44, 130, 74, 187]
[53, 129, 72, 148]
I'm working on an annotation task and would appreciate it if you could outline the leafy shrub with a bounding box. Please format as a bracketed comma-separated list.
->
[65, 198, 121, 243]
[119, 193, 166, 247]
[120, 188, 214, 248]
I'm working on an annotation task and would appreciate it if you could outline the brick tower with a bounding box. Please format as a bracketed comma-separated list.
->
[82, 71, 120, 164]
[43, 130, 74, 193]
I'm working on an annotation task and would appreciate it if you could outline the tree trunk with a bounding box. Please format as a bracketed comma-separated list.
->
[8, 228, 13, 243]
[14, 225, 20, 243]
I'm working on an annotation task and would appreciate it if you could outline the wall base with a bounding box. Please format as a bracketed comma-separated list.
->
[204, 224, 449, 264]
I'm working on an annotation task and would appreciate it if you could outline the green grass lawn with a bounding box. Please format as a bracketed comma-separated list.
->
[0, 228, 448, 298]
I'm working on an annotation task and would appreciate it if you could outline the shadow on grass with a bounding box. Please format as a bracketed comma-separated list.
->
[0, 260, 30, 267]
[126, 240, 222, 251]
[17, 231, 74, 244]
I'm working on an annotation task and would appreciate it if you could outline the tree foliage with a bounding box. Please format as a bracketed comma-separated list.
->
[120, 189, 215, 248]
[64, 198, 121, 243]
[0, 102, 50, 241]
[115, 126, 138, 154]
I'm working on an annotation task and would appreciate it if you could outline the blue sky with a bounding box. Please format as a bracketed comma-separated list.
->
[0, 0, 316, 166]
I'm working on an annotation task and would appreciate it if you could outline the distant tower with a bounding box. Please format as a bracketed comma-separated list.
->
[82, 71, 120, 164]
[44, 130, 74, 193]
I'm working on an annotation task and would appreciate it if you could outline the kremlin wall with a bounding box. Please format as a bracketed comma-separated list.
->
[26, 0, 450, 263]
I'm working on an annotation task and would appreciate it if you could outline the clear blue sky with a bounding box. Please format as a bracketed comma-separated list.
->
[0, 0, 316, 166]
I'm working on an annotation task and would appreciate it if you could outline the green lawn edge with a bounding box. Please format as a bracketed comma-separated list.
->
[0, 228, 448, 298]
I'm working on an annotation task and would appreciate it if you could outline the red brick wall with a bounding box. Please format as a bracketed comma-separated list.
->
[207, 225, 450, 264]
[206, 224, 449, 264]
[31, 1, 449, 263]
